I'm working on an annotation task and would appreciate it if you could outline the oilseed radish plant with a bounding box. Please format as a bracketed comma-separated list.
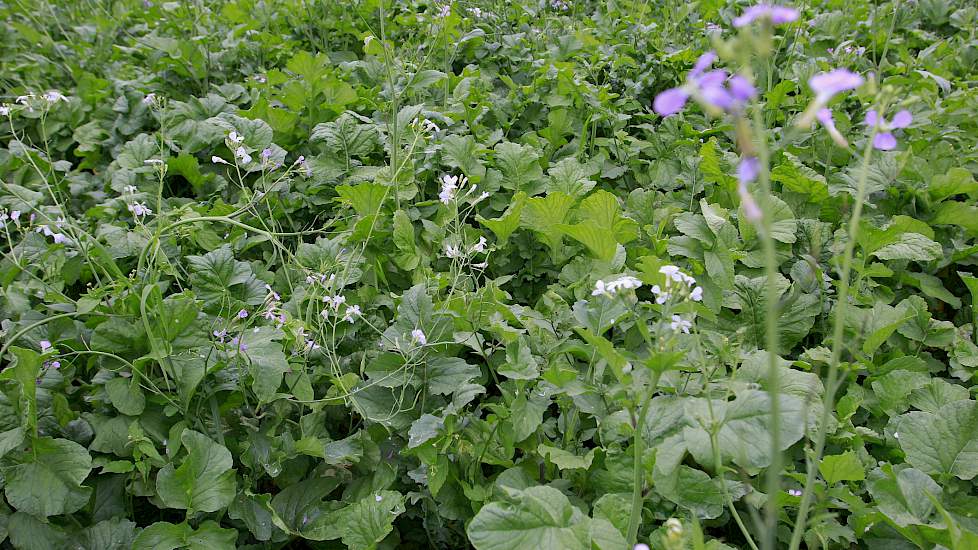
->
[1, 0, 978, 549]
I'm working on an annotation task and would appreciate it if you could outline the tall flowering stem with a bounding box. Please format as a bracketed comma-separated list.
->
[788, 119, 880, 550]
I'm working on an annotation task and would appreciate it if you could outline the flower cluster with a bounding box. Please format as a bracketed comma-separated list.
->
[799, 68, 863, 128]
[653, 52, 757, 117]
[591, 275, 642, 297]
[440, 174, 489, 204]
[652, 265, 703, 303]
[261, 284, 287, 326]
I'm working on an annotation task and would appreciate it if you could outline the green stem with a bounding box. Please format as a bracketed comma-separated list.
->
[788, 128, 878, 550]
[626, 370, 662, 545]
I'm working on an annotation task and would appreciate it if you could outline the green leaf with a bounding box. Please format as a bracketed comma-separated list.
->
[131, 521, 237, 550]
[441, 134, 487, 181]
[683, 390, 807, 472]
[932, 201, 978, 234]
[866, 466, 941, 527]
[522, 192, 575, 257]
[269, 477, 342, 537]
[477, 191, 526, 243]
[557, 221, 618, 261]
[871, 232, 942, 262]
[7, 512, 67, 549]
[0, 347, 41, 435]
[928, 167, 978, 202]
[426, 357, 480, 395]
[392, 210, 420, 270]
[819, 452, 865, 484]
[771, 152, 829, 202]
[538, 444, 595, 470]
[238, 327, 289, 404]
[467, 486, 592, 550]
[894, 400, 978, 480]
[498, 337, 539, 380]
[494, 142, 544, 195]
[335, 182, 388, 217]
[105, 376, 146, 416]
[156, 430, 236, 513]
[310, 112, 378, 160]
[305, 490, 406, 549]
[187, 245, 265, 313]
[80, 518, 138, 550]
[3, 437, 93, 517]
[739, 194, 797, 244]
[547, 157, 598, 198]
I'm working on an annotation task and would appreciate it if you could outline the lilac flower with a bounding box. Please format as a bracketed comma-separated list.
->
[653, 51, 755, 117]
[865, 109, 912, 150]
[733, 4, 800, 28]
[737, 156, 762, 222]
[815, 108, 849, 147]
[142, 93, 157, 105]
[234, 146, 252, 164]
[411, 329, 427, 346]
[237, 309, 249, 319]
[212, 156, 230, 165]
[39, 340, 52, 352]
[128, 202, 152, 217]
[42, 91, 68, 103]
[799, 69, 863, 126]
[0, 105, 9, 116]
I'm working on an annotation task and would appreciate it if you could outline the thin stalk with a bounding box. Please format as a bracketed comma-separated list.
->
[788, 128, 878, 550]
[751, 107, 782, 550]
[626, 370, 662, 545]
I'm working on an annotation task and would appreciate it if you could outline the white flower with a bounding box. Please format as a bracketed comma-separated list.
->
[422, 119, 440, 132]
[445, 243, 462, 258]
[592, 280, 608, 296]
[659, 265, 683, 283]
[472, 261, 488, 268]
[470, 7, 483, 17]
[665, 518, 683, 536]
[10, 211, 20, 222]
[342, 304, 361, 323]
[439, 174, 466, 204]
[228, 131, 243, 144]
[670, 314, 692, 334]
[42, 91, 68, 103]
[471, 236, 487, 253]
[437, 4, 450, 17]
[124, 185, 138, 194]
[144, 159, 164, 165]
[0, 105, 9, 116]
[15, 95, 33, 105]
[411, 329, 427, 345]
[212, 156, 230, 165]
[592, 275, 643, 297]
[235, 146, 252, 164]
[787, 489, 803, 497]
[689, 286, 703, 302]
[651, 285, 670, 304]
[142, 93, 157, 105]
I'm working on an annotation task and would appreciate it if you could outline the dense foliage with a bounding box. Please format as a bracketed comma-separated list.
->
[1, 0, 978, 548]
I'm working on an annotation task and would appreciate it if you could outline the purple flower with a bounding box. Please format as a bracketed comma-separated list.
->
[237, 309, 249, 319]
[737, 157, 762, 222]
[653, 88, 690, 116]
[798, 69, 863, 126]
[809, 69, 864, 103]
[865, 109, 912, 150]
[815, 108, 849, 147]
[653, 51, 756, 117]
[733, 4, 800, 28]
[39, 340, 52, 352]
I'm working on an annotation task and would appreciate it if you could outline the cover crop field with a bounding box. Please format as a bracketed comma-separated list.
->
[1, 0, 977, 548]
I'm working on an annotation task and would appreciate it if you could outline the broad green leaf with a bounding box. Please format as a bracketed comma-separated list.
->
[928, 167, 978, 202]
[238, 327, 289, 403]
[498, 338, 539, 380]
[739, 194, 797, 244]
[0, 347, 40, 435]
[132, 520, 237, 550]
[894, 400, 978, 480]
[538, 444, 595, 470]
[335, 182, 388, 217]
[771, 153, 829, 202]
[683, 390, 806, 472]
[305, 490, 406, 549]
[866, 466, 941, 527]
[156, 430, 236, 513]
[523, 192, 575, 256]
[105, 376, 146, 416]
[441, 134, 487, 180]
[467, 486, 592, 550]
[477, 191, 526, 243]
[426, 357, 480, 395]
[932, 201, 978, 234]
[3, 437, 92, 517]
[7, 512, 67, 549]
[494, 141, 544, 195]
[557, 221, 618, 261]
[269, 477, 342, 537]
[819, 452, 865, 484]
[80, 518, 138, 550]
[392, 210, 420, 270]
[547, 157, 598, 198]
[408, 414, 444, 449]
[871, 232, 942, 262]
[187, 245, 265, 313]
[310, 112, 378, 160]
